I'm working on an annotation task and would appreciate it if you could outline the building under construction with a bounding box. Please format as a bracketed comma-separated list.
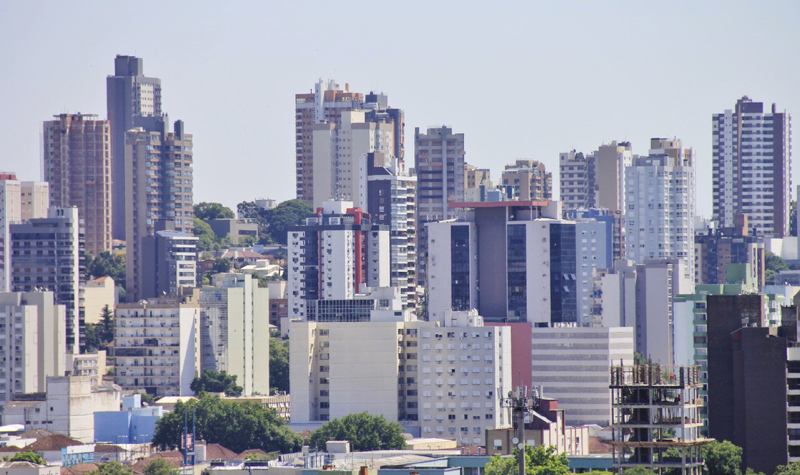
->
[610, 364, 711, 474]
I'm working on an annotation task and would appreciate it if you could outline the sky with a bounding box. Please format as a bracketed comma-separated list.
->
[1, 1, 799, 218]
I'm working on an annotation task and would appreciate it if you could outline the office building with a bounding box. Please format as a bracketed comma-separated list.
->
[287, 200, 390, 320]
[124, 120, 193, 302]
[610, 365, 709, 474]
[501, 160, 552, 202]
[0, 175, 49, 292]
[360, 152, 417, 309]
[713, 96, 792, 237]
[0, 291, 66, 408]
[198, 273, 270, 396]
[138, 228, 198, 301]
[532, 326, 634, 427]
[415, 126, 466, 290]
[10, 207, 83, 353]
[565, 208, 624, 263]
[427, 200, 609, 326]
[43, 113, 112, 255]
[114, 292, 200, 397]
[107, 55, 163, 240]
[625, 138, 696, 285]
[296, 80, 364, 203]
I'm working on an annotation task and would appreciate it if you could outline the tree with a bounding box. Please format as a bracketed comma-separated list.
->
[190, 370, 244, 397]
[193, 218, 220, 252]
[622, 468, 657, 475]
[264, 200, 313, 244]
[745, 469, 766, 475]
[143, 458, 178, 475]
[237, 201, 262, 220]
[152, 394, 302, 454]
[269, 338, 289, 394]
[88, 462, 133, 475]
[213, 258, 233, 274]
[194, 202, 235, 221]
[86, 251, 126, 284]
[765, 251, 789, 284]
[773, 462, 800, 475]
[702, 440, 742, 475]
[8, 451, 45, 465]
[485, 445, 570, 475]
[308, 412, 406, 451]
[84, 305, 115, 352]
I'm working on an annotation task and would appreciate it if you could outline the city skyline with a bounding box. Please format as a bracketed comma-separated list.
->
[1, 1, 799, 217]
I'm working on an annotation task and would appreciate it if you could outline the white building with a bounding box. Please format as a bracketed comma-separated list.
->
[0, 176, 49, 292]
[531, 326, 634, 427]
[0, 292, 66, 407]
[2, 375, 120, 443]
[199, 273, 270, 395]
[624, 138, 695, 287]
[288, 200, 390, 320]
[713, 96, 792, 237]
[114, 293, 200, 397]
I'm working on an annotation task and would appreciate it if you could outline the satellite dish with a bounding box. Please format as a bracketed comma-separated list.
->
[512, 437, 519, 445]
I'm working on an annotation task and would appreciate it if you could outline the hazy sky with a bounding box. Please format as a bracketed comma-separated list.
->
[2, 1, 798, 217]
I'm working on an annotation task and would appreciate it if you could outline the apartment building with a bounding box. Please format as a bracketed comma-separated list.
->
[296, 80, 364, 203]
[464, 164, 491, 190]
[0, 291, 66, 408]
[713, 96, 792, 237]
[10, 207, 83, 354]
[199, 273, 270, 396]
[43, 113, 112, 255]
[0, 175, 49, 292]
[694, 215, 764, 287]
[559, 141, 632, 215]
[140, 228, 198, 300]
[532, 326, 634, 427]
[287, 200, 390, 319]
[559, 151, 595, 211]
[124, 120, 193, 301]
[114, 293, 200, 397]
[502, 160, 552, 202]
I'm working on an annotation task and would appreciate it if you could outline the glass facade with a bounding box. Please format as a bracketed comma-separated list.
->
[550, 223, 577, 323]
[507, 224, 527, 322]
[451, 225, 472, 310]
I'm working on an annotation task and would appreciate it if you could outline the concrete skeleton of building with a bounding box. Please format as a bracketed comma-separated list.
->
[625, 138, 696, 287]
[199, 273, 270, 396]
[290, 309, 511, 446]
[42, 113, 112, 256]
[0, 174, 49, 292]
[0, 291, 66, 408]
[9, 207, 83, 354]
[713, 96, 792, 238]
[287, 200, 390, 320]
[114, 292, 200, 397]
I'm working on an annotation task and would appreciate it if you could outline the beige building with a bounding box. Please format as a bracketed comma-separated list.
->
[501, 160, 552, 201]
[3, 375, 121, 443]
[83, 276, 115, 325]
[595, 141, 633, 212]
[296, 80, 364, 203]
[464, 164, 490, 190]
[0, 461, 61, 475]
[124, 120, 193, 302]
[114, 292, 200, 397]
[43, 113, 112, 255]
[0, 175, 49, 292]
[0, 292, 67, 408]
[67, 351, 107, 386]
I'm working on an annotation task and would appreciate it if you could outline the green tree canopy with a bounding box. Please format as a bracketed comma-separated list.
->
[308, 412, 406, 451]
[774, 462, 800, 475]
[143, 458, 178, 475]
[194, 202, 235, 221]
[485, 445, 570, 475]
[152, 394, 301, 454]
[269, 338, 289, 394]
[190, 370, 244, 397]
[622, 468, 657, 475]
[765, 251, 789, 284]
[7, 451, 45, 465]
[86, 251, 126, 283]
[84, 305, 115, 352]
[213, 258, 233, 274]
[264, 200, 313, 244]
[193, 218, 220, 252]
[702, 440, 742, 475]
[88, 462, 134, 475]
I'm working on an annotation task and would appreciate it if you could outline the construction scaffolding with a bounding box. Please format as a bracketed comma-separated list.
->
[610, 365, 712, 475]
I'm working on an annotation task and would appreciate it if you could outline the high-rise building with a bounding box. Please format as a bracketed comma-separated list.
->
[114, 292, 200, 397]
[107, 55, 163, 240]
[199, 273, 270, 396]
[694, 215, 765, 287]
[43, 113, 112, 255]
[138, 227, 198, 301]
[559, 151, 595, 211]
[625, 138, 695, 285]
[415, 126, 466, 291]
[360, 152, 417, 309]
[501, 160, 552, 202]
[464, 164, 491, 190]
[287, 200, 390, 320]
[559, 142, 632, 214]
[713, 96, 792, 237]
[0, 291, 66, 408]
[0, 175, 49, 292]
[10, 207, 83, 354]
[296, 80, 364, 203]
[124, 120, 193, 302]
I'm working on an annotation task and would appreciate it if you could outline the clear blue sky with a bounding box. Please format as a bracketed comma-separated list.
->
[1, 1, 798, 217]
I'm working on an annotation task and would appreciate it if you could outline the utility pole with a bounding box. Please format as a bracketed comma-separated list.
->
[501, 386, 541, 475]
